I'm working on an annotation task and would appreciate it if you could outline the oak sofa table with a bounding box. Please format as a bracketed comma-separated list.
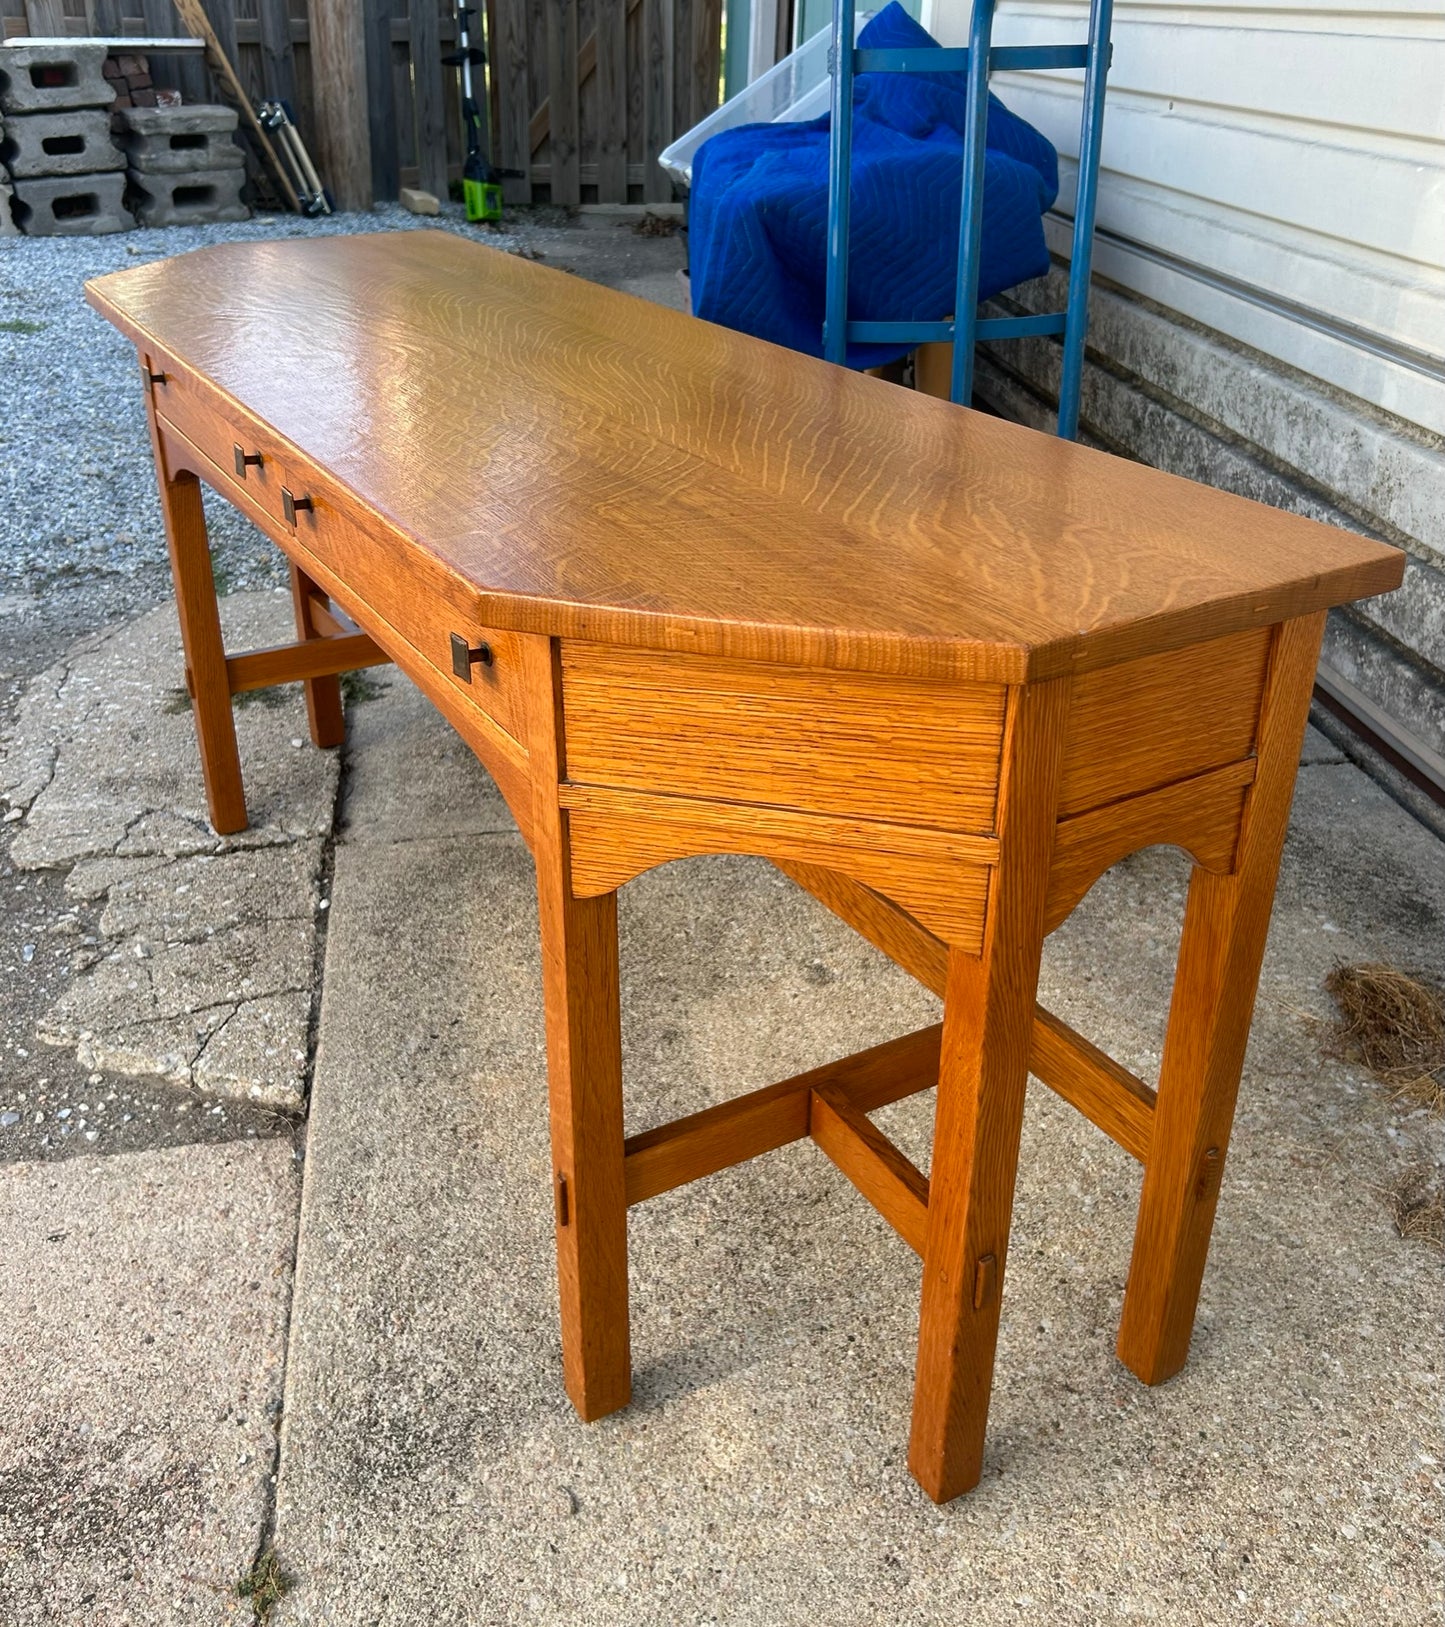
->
[87, 232, 1402, 1504]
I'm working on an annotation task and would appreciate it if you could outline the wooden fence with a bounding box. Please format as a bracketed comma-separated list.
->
[0, 0, 723, 209]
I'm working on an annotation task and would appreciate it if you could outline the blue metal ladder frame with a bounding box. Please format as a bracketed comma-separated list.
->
[822, 0, 1114, 439]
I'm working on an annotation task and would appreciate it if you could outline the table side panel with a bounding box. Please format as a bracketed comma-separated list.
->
[560, 643, 1009, 834]
[1059, 627, 1272, 817]
[561, 788, 994, 954]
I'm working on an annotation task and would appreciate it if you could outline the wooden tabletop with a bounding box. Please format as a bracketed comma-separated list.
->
[87, 231, 1401, 683]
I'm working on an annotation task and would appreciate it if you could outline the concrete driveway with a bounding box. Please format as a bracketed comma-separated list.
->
[1, 206, 1440, 1627]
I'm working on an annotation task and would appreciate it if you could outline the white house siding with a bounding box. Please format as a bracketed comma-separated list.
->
[921, 0, 1445, 822]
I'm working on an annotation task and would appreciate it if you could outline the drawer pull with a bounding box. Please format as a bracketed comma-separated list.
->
[282, 488, 313, 525]
[449, 632, 494, 681]
[233, 444, 264, 479]
[147, 369, 168, 387]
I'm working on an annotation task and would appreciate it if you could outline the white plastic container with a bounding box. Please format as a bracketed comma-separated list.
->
[658, 18, 875, 187]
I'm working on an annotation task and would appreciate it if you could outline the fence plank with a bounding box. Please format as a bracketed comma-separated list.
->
[22, 1, 66, 33]
[311, 0, 373, 208]
[493, 0, 531, 203]
[595, 0, 625, 201]
[408, 0, 447, 200]
[642, 0, 671, 201]
[690, 0, 719, 124]
[670, 0, 691, 136]
[203, 0, 237, 80]
[440, 13, 462, 178]
[87, 0, 123, 33]
[142, 0, 207, 101]
[256, 0, 296, 106]
[545, 0, 579, 204]
[365, 0, 399, 199]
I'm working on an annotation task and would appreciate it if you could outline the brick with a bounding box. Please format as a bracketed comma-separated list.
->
[127, 71, 152, 91]
[10, 171, 133, 235]
[0, 44, 112, 115]
[102, 58, 123, 80]
[131, 88, 157, 108]
[128, 165, 249, 227]
[1, 108, 124, 178]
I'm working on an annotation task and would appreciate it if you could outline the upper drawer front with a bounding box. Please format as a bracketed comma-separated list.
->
[152, 364, 293, 526]
[561, 644, 1007, 833]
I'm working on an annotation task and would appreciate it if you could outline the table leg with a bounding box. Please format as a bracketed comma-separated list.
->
[536, 852, 631, 1422]
[907, 679, 1068, 1502]
[288, 563, 346, 749]
[158, 466, 247, 836]
[1116, 612, 1327, 1385]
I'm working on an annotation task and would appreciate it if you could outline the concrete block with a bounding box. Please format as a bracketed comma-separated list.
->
[114, 101, 237, 138]
[0, 179, 17, 237]
[10, 170, 132, 235]
[0, 43, 112, 115]
[1, 107, 123, 178]
[127, 164, 249, 227]
[114, 104, 243, 174]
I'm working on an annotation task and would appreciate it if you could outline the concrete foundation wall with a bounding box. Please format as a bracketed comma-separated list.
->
[974, 266, 1445, 822]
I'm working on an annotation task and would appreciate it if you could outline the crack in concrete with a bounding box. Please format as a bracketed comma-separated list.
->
[9, 594, 340, 1111]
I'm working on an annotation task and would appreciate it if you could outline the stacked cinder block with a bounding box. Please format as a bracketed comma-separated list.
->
[115, 105, 249, 227]
[0, 108, 15, 237]
[0, 42, 131, 235]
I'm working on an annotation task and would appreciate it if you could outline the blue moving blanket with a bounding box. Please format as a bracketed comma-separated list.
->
[689, 3, 1059, 369]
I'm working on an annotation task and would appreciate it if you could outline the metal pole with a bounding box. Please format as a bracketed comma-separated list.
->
[949, 0, 997, 406]
[1055, 0, 1113, 439]
[823, 0, 858, 365]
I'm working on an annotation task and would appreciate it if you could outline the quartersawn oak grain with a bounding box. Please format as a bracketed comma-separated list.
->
[561, 644, 1007, 832]
[86, 232, 1403, 685]
[92, 237, 1411, 1509]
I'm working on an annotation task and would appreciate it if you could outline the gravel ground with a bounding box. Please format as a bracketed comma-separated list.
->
[0, 201, 686, 1167]
[0, 204, 538, 631]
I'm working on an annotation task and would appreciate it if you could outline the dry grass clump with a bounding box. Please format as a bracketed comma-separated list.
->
[237, 1546, 292, 1625]
[1388, 1166, 1445, 1251]
[1324, 962, 1445, 1114]
[633, 211, 679, 237]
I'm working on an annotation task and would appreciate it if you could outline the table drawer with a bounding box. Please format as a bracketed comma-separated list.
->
[152, 364, 295, 528]
[296, 504, 533, 748]
[560, 643, 1007, 834]
[156, 410, 530, 751]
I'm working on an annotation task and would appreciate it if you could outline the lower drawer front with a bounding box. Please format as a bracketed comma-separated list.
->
[156, 415, 529, 750]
